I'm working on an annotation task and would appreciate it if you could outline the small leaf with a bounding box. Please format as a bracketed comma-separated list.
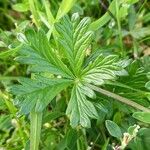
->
[12, 3, 29, 12]
[133, 112, 150, 124]
[89, 0, 116, 31]
[105, 120, 122, 139]
[128, 124, 140, 135]
[0, 44, 22, 58]
[0, 41, 7, 47]
[131, 27, 150, 39]
[43, 111, 64, 123]
[56, 0, 76, 20]
[56, 129, 77, 149]
[145, 81, 150, 90]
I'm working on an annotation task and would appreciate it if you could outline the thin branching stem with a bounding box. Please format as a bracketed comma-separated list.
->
[87, 84, 150, 112]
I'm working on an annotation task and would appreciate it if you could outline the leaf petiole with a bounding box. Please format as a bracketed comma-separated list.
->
[87, 84, 150, 112]
[30, 110, 43, 150]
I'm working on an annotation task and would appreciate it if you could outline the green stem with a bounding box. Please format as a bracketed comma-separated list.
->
[42, 0, 55, 26]
[87, 84, 150, 112]
[115, 0, 124, 55]
[102, 138, 110, 150]
[30, 111, 43, 150]
[29, 0, 40, 27]
[133, 39, 138, 58]
[91, 133, 101, 150]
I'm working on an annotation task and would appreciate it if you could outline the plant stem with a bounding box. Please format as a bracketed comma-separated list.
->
[29, 0, 40, 27]
[115, 0, 124, 55]
[91, 133, 101, 150]
[42, 0, 55, 26]
[87, 84, 150, 112]
[30, 111, 43, 150]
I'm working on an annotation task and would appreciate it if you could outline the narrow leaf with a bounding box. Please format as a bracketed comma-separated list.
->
[56, 0, 76, 20]
[133, 112, 150, 124]
[105, 120, 122, 139]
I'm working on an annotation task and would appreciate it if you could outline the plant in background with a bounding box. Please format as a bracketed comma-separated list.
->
[0, 0, 150, 150]
[106, 120, 140, 150]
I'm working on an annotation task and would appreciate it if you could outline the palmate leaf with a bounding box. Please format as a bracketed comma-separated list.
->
[55, 14, 126, 127]
[11, 13, 126, 128]
[9, 75, 72, 114]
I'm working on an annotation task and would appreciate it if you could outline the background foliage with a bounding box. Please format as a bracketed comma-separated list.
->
[0, 0, 150, 150]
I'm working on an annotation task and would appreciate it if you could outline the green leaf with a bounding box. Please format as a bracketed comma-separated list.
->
[12, 3, 29, 12]
[133, 112, 150, 124]
[89, 0, 139, 31]
[56, 0, 76, 20]
[0, 115, 11, 131]
[89, 0, 116, 31]
[55, 13, 93, 75]
[43, 111, 64, 123]
[127, 0, 139, 4]
[145, 81, 150, 90]
[56, 129, 78, 150]
[128, 128, 150, 150]
[128, 125, 139, 135]
[10, 14, 127, 129]
[9, 75, 72, 114]
[42, 0, 55, 26]
[0, 41, 7, 47]
[0, 44, 22, 58]
[82, 54, 122, 85]
[16, 29, 74, 78]
[105, 120, 122, 139]
[66, 85, 98, 128]
[130, 27, 150, 39]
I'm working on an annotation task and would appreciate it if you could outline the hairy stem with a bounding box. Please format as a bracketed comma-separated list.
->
[87, 84, 150, 112]
[30, 111, 43, 150]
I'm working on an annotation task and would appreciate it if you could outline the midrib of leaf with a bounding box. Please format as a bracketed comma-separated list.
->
[75, 86, 82, 125]
[77, 87, 97, 118]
